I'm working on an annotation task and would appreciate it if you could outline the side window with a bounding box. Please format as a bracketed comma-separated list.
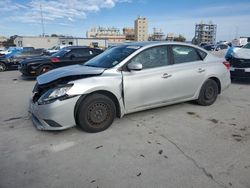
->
[75, 49, 91, 57]
[130, 46, 169, 69]
[67, 49, 91, 58]
[172, 45, 202, 64]
[92, 49, 102, 55]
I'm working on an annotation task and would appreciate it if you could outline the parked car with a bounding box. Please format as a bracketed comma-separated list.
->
[0, 49, 45, 72]
[203, 44, 229, 51]
[0, 47, 34, 57]
[203, 44, 216, 51]
[45, 45, 69, 55]
[214, 44, 229, 51]
[30, 42, 231, 133]
[19, 46, 103, 77]
[229, 42, 250, 79]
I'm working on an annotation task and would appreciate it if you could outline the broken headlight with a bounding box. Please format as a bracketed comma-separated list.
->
[38, 84, 74, 105]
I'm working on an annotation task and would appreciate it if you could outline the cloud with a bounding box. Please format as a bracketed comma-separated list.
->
[193, 3, 250, 16]
[0, 0, 131, 23]
[0, 0, 28, 11]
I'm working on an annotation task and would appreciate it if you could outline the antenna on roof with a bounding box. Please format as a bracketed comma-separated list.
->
[40, 4, 45, 37]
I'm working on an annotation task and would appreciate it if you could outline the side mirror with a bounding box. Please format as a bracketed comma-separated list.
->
[127, 62, 143, 71]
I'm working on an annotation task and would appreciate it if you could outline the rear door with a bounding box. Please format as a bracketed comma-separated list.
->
[166, 45, 207, 99]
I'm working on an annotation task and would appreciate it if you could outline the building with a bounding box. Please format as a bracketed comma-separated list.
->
[166, 33, 175, 41]
[134, 16, 148, 41]
[194, 21, 217, 44]
[0, 36, 7, 49]
[86, 27, 126, 43]
[150, 28, 165, 41]
[14, 36, 108, 49]
[123, 27, 135, 41]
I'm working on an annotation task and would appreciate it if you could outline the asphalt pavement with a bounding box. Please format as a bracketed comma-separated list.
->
[0, 71, 250, 188]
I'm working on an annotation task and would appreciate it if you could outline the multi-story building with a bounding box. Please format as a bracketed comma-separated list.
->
[150, 28, 165, 41]
[194, 21, 217, 44]
[123, 27, 135, 41]
[166, 33, 175, 41]
[0, 36, 7, 49]
[86, 27, 126, 43]
[134, 16, 148, 41]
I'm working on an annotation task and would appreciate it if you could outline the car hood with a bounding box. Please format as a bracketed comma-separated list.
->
[37, 65, 106, 85]
[233, 48, 250, 59]
[21, 56, 50, 64]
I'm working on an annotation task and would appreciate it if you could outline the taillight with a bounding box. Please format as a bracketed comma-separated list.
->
[51, 57, 60, 63]
[223, 61, 230, 70]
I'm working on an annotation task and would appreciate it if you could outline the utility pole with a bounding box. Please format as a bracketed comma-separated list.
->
[40, 4, 45, 37]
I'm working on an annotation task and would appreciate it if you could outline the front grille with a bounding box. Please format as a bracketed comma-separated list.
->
[230, 58, 250, 68]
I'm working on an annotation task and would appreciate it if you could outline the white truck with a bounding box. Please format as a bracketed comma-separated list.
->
[232, 38, 248, 47]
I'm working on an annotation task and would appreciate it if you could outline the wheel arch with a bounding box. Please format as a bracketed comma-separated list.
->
[0, 61, 7, 71]
[207, 77, 221, 94]
[74, 90, 121, 124]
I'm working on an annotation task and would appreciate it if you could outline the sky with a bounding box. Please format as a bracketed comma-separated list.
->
[0, 0, 250, 41]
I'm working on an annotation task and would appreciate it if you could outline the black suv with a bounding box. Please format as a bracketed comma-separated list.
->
[19, 46, 103, 77]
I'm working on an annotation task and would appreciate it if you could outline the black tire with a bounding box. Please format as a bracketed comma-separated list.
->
[37, 65, 53, 76]
[0, 62, 6, 72]
[197, 79, 218, 106]
[76, 94, 116, 133]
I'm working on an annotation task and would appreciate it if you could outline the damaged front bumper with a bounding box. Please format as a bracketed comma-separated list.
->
[29, 95, 80, 131]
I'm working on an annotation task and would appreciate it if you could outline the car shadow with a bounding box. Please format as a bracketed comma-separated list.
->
[231, 78, 250, 85]
[19, 75, 36, 81]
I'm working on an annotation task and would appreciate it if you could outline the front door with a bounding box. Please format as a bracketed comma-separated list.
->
[122, 45, 176, 113]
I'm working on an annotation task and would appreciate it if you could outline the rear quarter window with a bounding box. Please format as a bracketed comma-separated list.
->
[197, 49, 207, 60]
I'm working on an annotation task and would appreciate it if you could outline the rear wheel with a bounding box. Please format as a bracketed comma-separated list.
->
[0, 62, 6, 72]
[76, 94, 116, 133]
[37, 65, 53, 76]
[197, 79, 218, 106]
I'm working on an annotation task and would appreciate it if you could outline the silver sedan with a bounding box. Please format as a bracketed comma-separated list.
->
[30, 42, 231, 132]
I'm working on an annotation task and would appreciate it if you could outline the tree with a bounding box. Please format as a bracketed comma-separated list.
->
[173, 35, 186, 42]
[51, 34, 58, 37]
[3, 35, 18, 47]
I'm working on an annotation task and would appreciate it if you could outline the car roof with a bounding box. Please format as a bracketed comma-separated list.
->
[64, 46, 89, 49]
[119, 41, 200, 48]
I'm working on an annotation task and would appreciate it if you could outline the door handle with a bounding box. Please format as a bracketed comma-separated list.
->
[197, 68, 205, 73]
[162, 73, 172, 79]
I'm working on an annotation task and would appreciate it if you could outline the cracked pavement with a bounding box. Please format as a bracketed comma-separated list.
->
[0, 71, 250, 188]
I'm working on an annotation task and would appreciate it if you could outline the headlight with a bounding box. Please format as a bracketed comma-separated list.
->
[38, 84, 74, 105]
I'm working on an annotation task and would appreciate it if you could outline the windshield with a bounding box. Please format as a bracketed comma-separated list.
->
[51, 48, 70, 57]
[243, 43, 250, 49]
[84, 45, 140, 68]
[49, 46, 57, 50]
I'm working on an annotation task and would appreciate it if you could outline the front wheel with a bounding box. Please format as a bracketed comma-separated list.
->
[197, 79, 218, 106]
[0, 62, 6, 72]
[76, 94, 116, 133]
